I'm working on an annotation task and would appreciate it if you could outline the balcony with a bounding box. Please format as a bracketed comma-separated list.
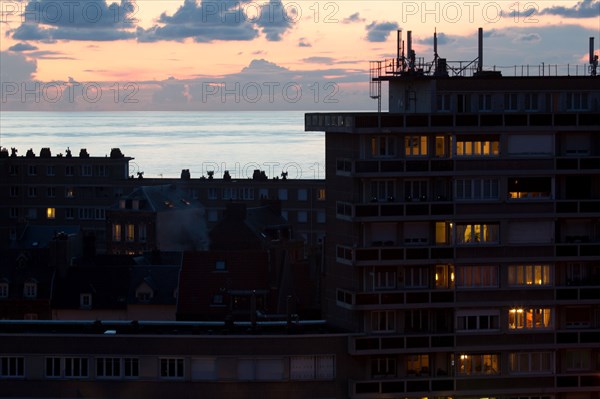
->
[337, 288, 454, 310]
[351, 378, 454, 398]
[306, 112, 600, 133]
[350, 334, 454, 355]
[336, 244, 455, 265]
[556, 200, 600, 214]
[336, 201, 454, 222]
[556, 156, 600, 170]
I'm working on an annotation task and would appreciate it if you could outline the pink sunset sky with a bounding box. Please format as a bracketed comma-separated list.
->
[1, 0, 599, 110]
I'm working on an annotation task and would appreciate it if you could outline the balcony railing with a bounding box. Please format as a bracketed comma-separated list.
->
[306, 112, 600, 132]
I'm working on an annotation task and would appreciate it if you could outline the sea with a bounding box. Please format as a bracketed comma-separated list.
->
[0, 111, 325, 179]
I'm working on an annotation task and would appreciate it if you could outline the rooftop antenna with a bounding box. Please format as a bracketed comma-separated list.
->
[407, 30, 414, 71]
[477, 27, 483, 73]
[590, 37, 598, 76]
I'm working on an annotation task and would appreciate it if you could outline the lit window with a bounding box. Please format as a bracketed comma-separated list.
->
[406, 354, 429, 376]
[508, 177, 552, 199]
[508, 265, 551, 286]
[317, 189, 326, 201]
[457, 354, 499, 375]
[456, 140, 499, 156]
[126, 224, 135, 242]
[66, 187, 75, 198]
[456, 224, 499, 244]
[46, 208, 56, 219]
[405, 135, 428, 156]
[112, 224, 122, 242]
[508, 308, 552, 330]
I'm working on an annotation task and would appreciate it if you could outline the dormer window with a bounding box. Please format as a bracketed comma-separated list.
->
[0, 282, 8, 298]
[135, 282, 154, 303]
[80, 293, 92, 309]
[215, 260, 226, 271]
[23, 281, 37, 298]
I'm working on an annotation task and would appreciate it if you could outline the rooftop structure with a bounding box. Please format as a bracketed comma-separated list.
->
[307, 27, 600, 398]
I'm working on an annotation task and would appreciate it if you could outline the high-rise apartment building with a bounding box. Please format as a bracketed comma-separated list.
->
[306, 29, 600, 398]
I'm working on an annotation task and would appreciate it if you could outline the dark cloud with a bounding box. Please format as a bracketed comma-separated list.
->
[0, 51, 37, 82]
[298, 38, 311, 47]
[137, 0, 293, 43]
[365, 21, 399, 42]
[302, 56, 335, 64]
[415, 32, 455, 46]
[8, 42, 38, 52]
[343, 12, 365, 24]
[514, 33, 542, 43]
[8, 0, 137, 41]
[540, 0, 600, 18]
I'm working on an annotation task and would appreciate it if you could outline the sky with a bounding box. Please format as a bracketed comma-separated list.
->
[1, 0, 599, 110]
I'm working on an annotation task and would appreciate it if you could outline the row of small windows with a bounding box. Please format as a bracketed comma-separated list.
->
[436, 92, 590, 112]
[8, 165, 108, 177]
[8, 207, 105, 221]
[365, 177, 553, 202]
[8, 186, 115, 199]
[206, 187, 326, 202]
[0, 282, 38, 299]
[361, 264, 554, 292]
[370, 351, 592, 380]
[370, 308, 553, 334]
[112, 223, 147, 242]
[0, 355, 335, 381]
[368, 136, 499, 158]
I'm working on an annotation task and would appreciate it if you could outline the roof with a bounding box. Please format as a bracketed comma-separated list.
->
[129, 266, 179, 305]
[209, 202, 291, 250]
[18, 226, 81, 249]
[112, 184, 204, 213]
[52, 266, 131, 310]
[177, 251, 270, 318]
